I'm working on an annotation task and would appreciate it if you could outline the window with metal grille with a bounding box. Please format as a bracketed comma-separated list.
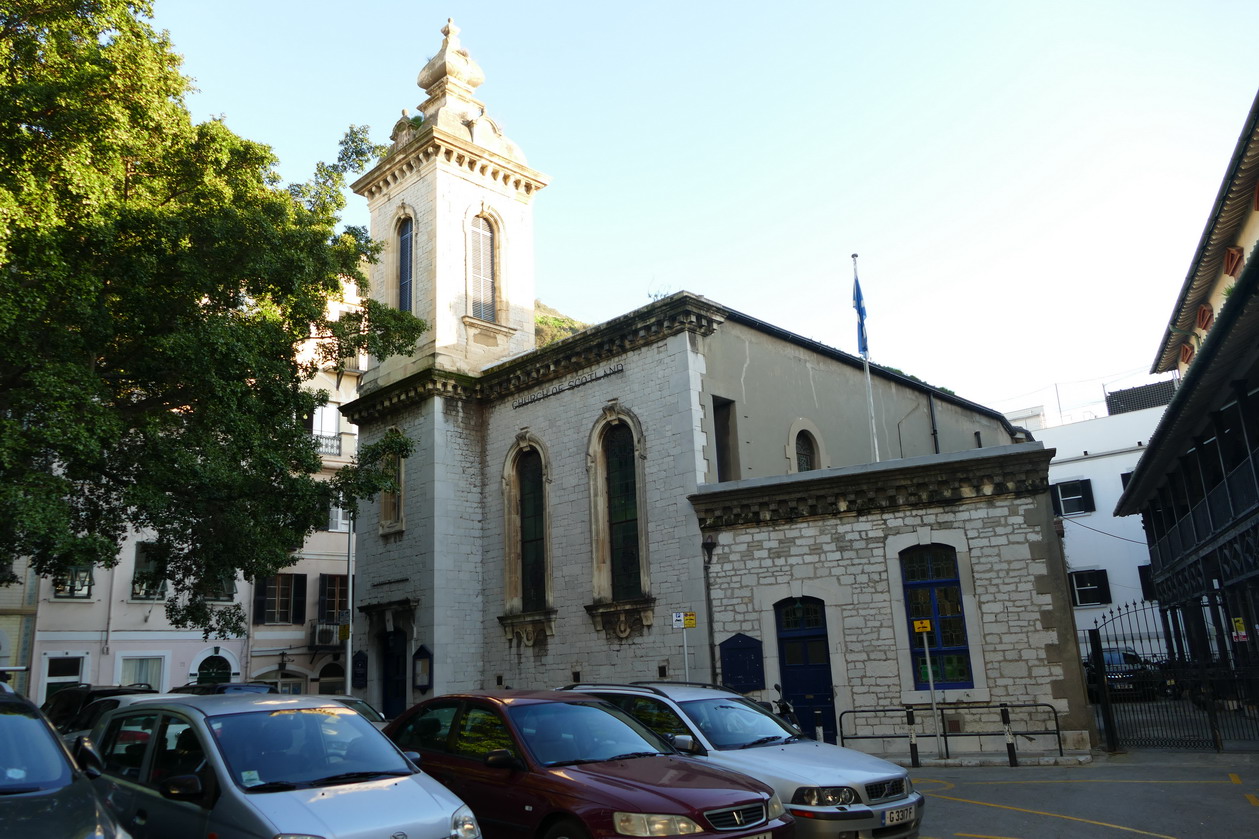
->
[470, 216, 496, 322]
[130, 542, 166, 600]
[902, 545, 973, 689]
[398, 218, 413, 313]
[1069, 569, 1111, 606]
[795, 431, 816, 472]
[518, 450, 546, 612]
[1050, 479, 1094, 516]
[53, 567, 93, 599]
[605, 423, 642, 601]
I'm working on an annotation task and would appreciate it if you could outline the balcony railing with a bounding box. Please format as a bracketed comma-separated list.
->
[314, 434, 341, 456]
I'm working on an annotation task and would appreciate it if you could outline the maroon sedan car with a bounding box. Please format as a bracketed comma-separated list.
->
[385, 690, 795, 839]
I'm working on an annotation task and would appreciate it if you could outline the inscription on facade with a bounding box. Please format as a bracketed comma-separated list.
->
[512, 363, 625, 408]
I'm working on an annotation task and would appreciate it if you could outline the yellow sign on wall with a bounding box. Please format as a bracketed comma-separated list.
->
[913, 619, 932, 634]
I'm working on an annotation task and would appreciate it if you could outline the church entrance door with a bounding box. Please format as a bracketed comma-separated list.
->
[775, 596, 837, 743]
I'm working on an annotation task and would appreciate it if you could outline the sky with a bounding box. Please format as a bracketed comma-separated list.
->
[148, 0, 1259, 426]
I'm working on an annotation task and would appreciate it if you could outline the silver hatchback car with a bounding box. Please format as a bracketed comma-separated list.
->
[83, 693, 481, 839]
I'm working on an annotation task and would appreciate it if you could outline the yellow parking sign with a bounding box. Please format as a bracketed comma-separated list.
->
[913, 619, 932, 634]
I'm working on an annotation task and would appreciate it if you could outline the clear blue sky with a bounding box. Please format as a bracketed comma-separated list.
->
[150, 1, 1259, 424]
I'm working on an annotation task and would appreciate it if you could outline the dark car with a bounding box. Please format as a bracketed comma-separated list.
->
[168, 681, 278, 695]
[1084, 648, 1161, 701]
[40, 682, 157, 732]
[384, 690, 794, 839]
[0, 682, 129, 839]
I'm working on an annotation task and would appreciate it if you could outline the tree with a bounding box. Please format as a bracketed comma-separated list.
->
[0, 1, 424, 636]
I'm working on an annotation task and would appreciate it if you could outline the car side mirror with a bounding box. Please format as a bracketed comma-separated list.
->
[403, 750, 422, 768]
[160, 773, 204, 801]
[72, 736, 104, 779]
[484, 749, 523, 770]
[671, 734, 703, 755]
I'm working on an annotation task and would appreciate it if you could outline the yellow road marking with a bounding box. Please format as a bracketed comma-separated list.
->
[1246, 793, 1259, 807]
[956, 834, 1023, 838]
[941, 778, 1232, 785]
[925, 793, 1177, 838]
[1228, 773, 1241, 784]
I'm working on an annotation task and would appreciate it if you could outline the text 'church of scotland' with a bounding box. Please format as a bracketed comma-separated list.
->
[342, 21, 1093, 752]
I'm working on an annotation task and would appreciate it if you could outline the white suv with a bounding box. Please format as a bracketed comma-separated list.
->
[567, 682, 923, 839]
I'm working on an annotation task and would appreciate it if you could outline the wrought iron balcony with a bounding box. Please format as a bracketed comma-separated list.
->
[314, 434, 342, 456]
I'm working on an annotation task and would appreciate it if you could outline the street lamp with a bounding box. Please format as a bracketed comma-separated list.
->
[701, 533, 718, 682]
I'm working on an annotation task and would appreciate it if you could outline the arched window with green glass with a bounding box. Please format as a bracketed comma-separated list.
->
[901, 544, 973, 689]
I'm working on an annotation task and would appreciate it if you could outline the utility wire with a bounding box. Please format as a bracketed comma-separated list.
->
[1061, 516, 1147, 545]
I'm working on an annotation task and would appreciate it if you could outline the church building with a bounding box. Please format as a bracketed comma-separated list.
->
[343, 21, 1093, 753]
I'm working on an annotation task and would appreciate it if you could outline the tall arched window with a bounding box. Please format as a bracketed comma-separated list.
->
[795, 431, 816, 472]
[470, 216, 496, 322]
[518, 449, 546, 612]
[397, 218, 413, 313]
[901, 544, 973, 689]
[604, 423, 642, 601]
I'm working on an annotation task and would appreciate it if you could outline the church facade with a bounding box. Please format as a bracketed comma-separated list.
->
[343, 21, 1092, 753]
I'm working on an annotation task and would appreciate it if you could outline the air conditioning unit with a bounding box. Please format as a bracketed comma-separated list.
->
[315, 626, 337, 645]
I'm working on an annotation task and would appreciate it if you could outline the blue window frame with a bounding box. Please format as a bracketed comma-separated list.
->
[902, 544, 974, 689]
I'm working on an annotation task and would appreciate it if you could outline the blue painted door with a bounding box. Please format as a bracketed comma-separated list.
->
[775, 596, 837, 743]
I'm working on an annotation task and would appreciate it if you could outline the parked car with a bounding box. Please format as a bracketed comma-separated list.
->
[168, 680, 278, 695]
[566, 682, 923, 839]
[324, 694, 390, 729]
[1083, 648, 1162, 701]
[58, 693, 183, 746]
[384, 690, 794, 839]
[0, 681, 131, 839]
[40, 683, 157, 732]
[84, 693, 479, 839]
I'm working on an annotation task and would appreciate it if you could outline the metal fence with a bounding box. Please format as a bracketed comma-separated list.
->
[1081, 599, 1259, 751]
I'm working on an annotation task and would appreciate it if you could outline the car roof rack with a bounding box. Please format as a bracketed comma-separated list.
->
[631, 681, 743, 695]
[562, 682, 671, 697]
[564, 681, 743, 697]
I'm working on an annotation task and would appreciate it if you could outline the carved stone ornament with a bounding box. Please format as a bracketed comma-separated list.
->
[497, 610, 556, 647]
[584, 598, 656, 639]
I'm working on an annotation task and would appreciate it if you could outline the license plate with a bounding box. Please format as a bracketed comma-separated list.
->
[741, 832, 770, 839]
[883, 805, 914, 826]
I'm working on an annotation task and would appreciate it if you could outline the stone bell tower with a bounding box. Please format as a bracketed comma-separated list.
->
[353, 19, 549, 393]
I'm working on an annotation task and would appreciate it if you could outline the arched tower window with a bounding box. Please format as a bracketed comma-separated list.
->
[470, 216, 496, 322]
[397, 218, 413, 313]
[795, 431, 816, 472]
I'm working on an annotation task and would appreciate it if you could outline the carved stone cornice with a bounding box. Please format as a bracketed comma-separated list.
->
[352, 127, 549, 202]
[690, 444, 1053, 530]
[480, 293, 726, 401]
[341, 367, 478, 424]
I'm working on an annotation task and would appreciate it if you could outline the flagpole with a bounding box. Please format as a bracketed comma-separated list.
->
[852, 254, 880, 463]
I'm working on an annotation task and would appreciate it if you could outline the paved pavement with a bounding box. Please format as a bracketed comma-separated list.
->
[907, 749, 1259, 838]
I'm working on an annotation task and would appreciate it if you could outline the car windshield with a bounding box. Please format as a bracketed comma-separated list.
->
[211, 706, 413, 790]
[678, 697, 800, 750]
[0, 704, 73, 794]
[508, 701, 671, 766]
[1102, 651, 1143, 667]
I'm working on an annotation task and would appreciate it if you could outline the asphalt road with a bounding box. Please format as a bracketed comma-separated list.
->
[911, 750, 1259, 838]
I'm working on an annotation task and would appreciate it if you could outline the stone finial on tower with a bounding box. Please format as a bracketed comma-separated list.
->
[418, 19, 485, 99]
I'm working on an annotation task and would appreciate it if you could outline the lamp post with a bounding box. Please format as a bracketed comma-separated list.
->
[702, 533, 718, 683]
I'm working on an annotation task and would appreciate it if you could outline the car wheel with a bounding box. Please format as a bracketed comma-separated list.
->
[543, 818, 591, 839]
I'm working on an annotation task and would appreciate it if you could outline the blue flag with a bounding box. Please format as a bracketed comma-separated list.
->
[853, 275, 868, 358]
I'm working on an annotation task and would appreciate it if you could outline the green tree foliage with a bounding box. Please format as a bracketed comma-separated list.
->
[0, 1, 425, 636]
[534, 300, 588, 348]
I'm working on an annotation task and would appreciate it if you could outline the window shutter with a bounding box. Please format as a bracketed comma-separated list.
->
[292, 574, 308, 626]
[1050, 486, 1063, 516]
[253, 579, 269, 625]
[1095, 570, 1111, 604]
[1079, 479, 1095, 513]
[318, 574, 330, 623]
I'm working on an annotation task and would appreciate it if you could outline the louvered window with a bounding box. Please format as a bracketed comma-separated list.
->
[470, 216, 496, 322]
[398, 218, 413, 313]
[518, 450, 546, 612]
[605, 424, 642, 601]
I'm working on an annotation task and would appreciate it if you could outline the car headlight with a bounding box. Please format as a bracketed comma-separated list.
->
[613, 812, 703, 836]
[792, 786, 859, 806]
[766, 793, 786, 820]
[452, 805, 482, 839]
